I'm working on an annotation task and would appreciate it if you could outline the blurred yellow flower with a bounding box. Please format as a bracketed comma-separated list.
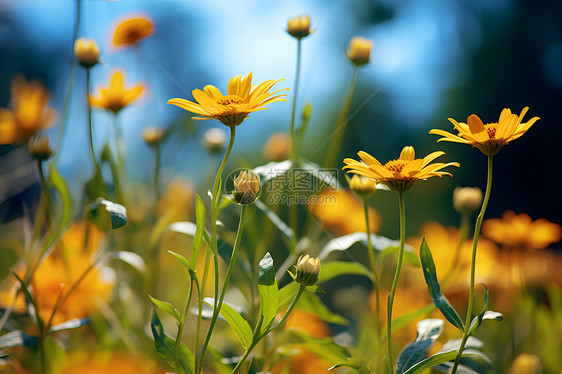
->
[156, 178, 194, 222]
[343, 146, 459, 192]
[89, 70, 145, 113]
[346, 36, 373, 66]
[482, 210, 562, 250]
[349, 174, 377, 198]
[28, 135, 54, 161]
[168, 72, 288, 127]
[452, 186, 482, 214]
[508, 353, 542, 374]
[60, 352, 164, 374]
[430, 107, 539, 156]
[0, 75, 57, 145]
[74, 37, 100, 67]
[309, 188, 381, 235]
[287, 14, 312, 39]
[112, 15, 155, 48]
[263, 132, 291, 161]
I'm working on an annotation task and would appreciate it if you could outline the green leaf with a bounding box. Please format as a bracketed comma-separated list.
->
[391, 304, 435, 332]
[168, 222, 213, 251]
[203, 298, 253, 349]
[469, 285, 503, 334]
[112, 251, 146, 272]
[319, 261, 371, 281]
[12, 271, 43, 330]
[151, 311, 194, 373]
[284, 329, 351, 367]
[396, 319, 444, 374]
[169, 250, 190, 270]
[48, 318, 90, 334]
[401, 348, 487, 374]
[419, 238, 464, 331]
[379, 245, 420, 267]
[42, 164, 73, 255]
[0, 330, 38, 349]
[256, 252, 278, 335]
[254, 199, 294, 241]
[190, 194, 206, 271]
[84, 164, 107, 202]
[291, 291, 348, 326]
[89, 197, 127, 229]
[149, 296, 181, 323]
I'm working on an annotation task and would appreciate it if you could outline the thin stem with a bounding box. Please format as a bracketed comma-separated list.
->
[323, 66, 359, 168]
[86, 67, 98, 170]
[288, 38, 303, 239]
[37, 160, 51, 228]
[363, 197, 380, 333]
[176, 278, 194, 371]
[54, 0, 81, 165]
[153, 143, 161, 201]
[450, 155, 493, 374]
[386, 191, 405, 374]
[194, 251, 211, 373]
[231, 285, 306, 374]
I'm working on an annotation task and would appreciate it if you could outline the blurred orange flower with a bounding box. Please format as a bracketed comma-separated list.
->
[482, 210, 562, 250]
[263, 132, 291, 161]
[60, 352, 164, 374]
[112, 15, 155, 48]
[89, 70, 145, 113]
[168, 72, 288, 127]
[309, 188, 381, 235]
[0, 75, 57, 145]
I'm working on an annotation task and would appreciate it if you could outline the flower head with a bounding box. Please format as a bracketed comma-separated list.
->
[349, 174, 377, 198]
[167, 72, 288, 127]
[346, 36, 373, 66]
[28, 135, 54, 161]
[508, 353, 542, 374]
[142, 126, 164, 146]
[482, 210, 562, 250]
[89, 70, 145, 113]
[74, 37, 100, 67]
[263, 132, 291, 161]
[233, 169, 261, 204]
[202, 128, 226, 153]
[295, 255, 320, 286]
[112, 15, 155, 48]
[429, 107, 539, 156]
[287, 14, 312, 39]
[453, 186, 482, 215]
[343, 146, 459, 192]
[0, 75, 57, 145]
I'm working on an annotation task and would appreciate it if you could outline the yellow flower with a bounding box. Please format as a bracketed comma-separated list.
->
[508, 353, 542, 374]
[263, 132, 291, 161]
[287, 14, 312, 39]
[309, 188, 381, 235]
[89, 70, 145, 113]
[348, 174, 377, 198]
[429, 107, 539, 156]
[346, 36, 373, 66]
[74, 37, 100, 67]
[202, 128, 227, 153]
[343, 146, 459, 192]
[167, 72, 288, 127]
[295, 254, 320, 286]
[233, 169, 261, 204]
[452, 186, 483, 214]
[61, 352, 162, 374]
[0, 75, 57, 145]
[142, 126, 164, 145]
[112, 15, 155, 48]
[28, 135, 54, 161]
[482, 210, 562, 250]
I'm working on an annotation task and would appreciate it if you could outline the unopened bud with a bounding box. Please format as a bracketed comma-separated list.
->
[74, 37, 100, 68]
[287, 15, 312, 39]
[453, 187, 483, 214]
[349, 174, 376, 198]
[295, 254, 320, 286]
[142, 126, 164, 146]
[263, 132, 291, 161]
[346, 36, 373, 66]
[508, 353, 542, 374]
[203, 128, 226, 154]
[233, 170, 260, 204]
[28, 135, 53, 161]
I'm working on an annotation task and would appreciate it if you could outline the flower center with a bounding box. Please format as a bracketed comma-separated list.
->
[485, 124, 497, 139]
[384, 159, 408, 173]
[216, 95, 244, 106]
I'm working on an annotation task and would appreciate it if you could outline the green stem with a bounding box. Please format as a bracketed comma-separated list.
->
[37, 160, 51, 228]
[443, 213, 470, 290]
[231, 285, 306, 374]
[54, 0, 81, 165]
[194, 251, 211, 373]
[176, 278, 194, 372]
[450, 155, 493, 374]
[386, 191, 405, 374]
[153, 142, 161, 201]
[323, 66, 359, 168]
[363, 197, 380, 333]
[38, 334, 47, 374]
[288, 38, 303, 239]
[86, 67, 98, 170]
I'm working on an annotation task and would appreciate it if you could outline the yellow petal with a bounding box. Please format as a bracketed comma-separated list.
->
[467, 114, 485, 134]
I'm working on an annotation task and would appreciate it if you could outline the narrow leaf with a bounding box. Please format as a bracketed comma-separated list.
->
[190, 194, 206, 271]
[12, 271, 43, 330]
[149, 296, 181, 323]
[0, 330, 38, 349]
[48, 318, 90, 334]
[256, 252, 278, 335]
[254, 199, 294, 241]
[89, 198, 127, 229]
[112, 251, 146, 272]
[43, 164, 73, 253]
[169, 250, 190, 270]
[396, 319, 444, 374]
[419, 238, 464, 331]
[151, 311, 194, 373]
[318, 232, 414, 262]
[204, 298, 252, 349]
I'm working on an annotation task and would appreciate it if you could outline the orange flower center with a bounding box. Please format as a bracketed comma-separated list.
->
[486, 126, 497, 139]
[217, 95, 244, 106]
[384, 159, 408, 173]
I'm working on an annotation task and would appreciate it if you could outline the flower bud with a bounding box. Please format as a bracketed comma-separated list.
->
[349, 174, 376, 198]
[203, 128, 226, 154]
[295, 254, 320, 286]
[28, 135, 53, 161]
[263, 132, 291, 161]
[287, 14, 312, 39]
[74, 37, 100, 68]
[453, 187, 483, 214]
[346, 36, 373, 66]
[142, 126, 164, 146]
[233, 170, 260, 204]
[508, 353, 542, 374]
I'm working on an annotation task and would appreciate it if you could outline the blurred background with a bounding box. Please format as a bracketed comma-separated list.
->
[1, 0, 561, 242]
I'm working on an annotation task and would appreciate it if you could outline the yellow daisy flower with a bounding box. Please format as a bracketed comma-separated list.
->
[112, 15, 155, 48]
[429, 107, 540, 156]
[343, 146, 459, 192]
[0, 75, 57, 145]
[89, 70, 145, 113]
[167, 72, 288, 127]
